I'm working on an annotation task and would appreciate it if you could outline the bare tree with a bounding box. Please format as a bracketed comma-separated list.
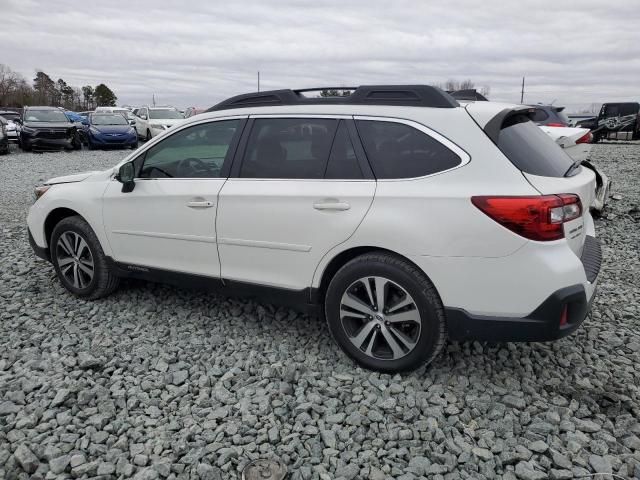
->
[0, 64, 21, 106]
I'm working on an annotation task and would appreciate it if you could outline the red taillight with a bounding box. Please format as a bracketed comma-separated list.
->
[546, 122, 567, 127]
[559, 304, 569, 326]
[575, 132, 592, 144]
[471, 194, 582, 241]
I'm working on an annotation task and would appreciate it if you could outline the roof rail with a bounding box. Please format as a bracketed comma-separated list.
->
[207, 85, 459, 112]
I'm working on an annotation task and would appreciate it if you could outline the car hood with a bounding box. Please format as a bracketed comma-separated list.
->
[23, 121, 74, 129]
[46, 171, 100, 185]
[91, 125, 134, 134]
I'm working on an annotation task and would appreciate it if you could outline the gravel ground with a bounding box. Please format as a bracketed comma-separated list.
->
[1, 143, 639, 480]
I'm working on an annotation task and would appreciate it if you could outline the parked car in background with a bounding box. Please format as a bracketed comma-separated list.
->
[0, 116, 9, 154]
[592, 102, 640, 142]
[95, 107, 136, 126]
[17, 106, 81, 151]
[530, 104, 570, 127]
[27, 85, 601, 372]
[133, 106, 184, 141]
[0, 110, 21, 143]
[81, 112, 138, 150]
[63, 110, 87, 123]
[184, 107, 205, 118]
[540, 126, 610, 213]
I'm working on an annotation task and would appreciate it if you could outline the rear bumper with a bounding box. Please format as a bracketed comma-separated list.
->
[445, 236, 602, 342]
[446, 284, 594, 341]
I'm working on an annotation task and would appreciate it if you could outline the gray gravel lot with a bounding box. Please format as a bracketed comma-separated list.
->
[1, 143, 639, 479]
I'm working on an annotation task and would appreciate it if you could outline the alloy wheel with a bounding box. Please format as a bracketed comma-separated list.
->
[339, 276, 422, 360]
[55, 231, 95, 289]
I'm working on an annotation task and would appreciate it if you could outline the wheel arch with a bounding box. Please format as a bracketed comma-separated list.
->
[44, 207, 83, 247]
[314, 246, 440, 304]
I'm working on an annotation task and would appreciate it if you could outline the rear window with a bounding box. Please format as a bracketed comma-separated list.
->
[497, 115, 574, 177]
[554, 108, 570, 124]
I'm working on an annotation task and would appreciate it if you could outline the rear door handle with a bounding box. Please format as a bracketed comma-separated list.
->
[313, 200, 351, 211]
[186, 200, 214, 208]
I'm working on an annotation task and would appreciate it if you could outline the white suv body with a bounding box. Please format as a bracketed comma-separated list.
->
[133, 106, 185, 141]
[27, 86, 601, 372]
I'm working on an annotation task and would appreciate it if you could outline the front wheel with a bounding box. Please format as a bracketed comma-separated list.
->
[50, 216, 119, 299]
[325, 253, 446, 373]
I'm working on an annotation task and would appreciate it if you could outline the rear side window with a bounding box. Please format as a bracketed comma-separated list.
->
[356, 120, 461, 179]
[240, 118, 338, 179]
[498, 115, 574, 177]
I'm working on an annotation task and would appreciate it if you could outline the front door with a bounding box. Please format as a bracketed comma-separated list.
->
[217, 117, 376, 290]
[102, 117, 245, 277]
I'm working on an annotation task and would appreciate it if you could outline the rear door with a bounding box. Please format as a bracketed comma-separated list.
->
[216, 116, 375, 291]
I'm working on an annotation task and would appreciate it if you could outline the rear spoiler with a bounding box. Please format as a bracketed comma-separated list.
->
[483, 106, 537, 144]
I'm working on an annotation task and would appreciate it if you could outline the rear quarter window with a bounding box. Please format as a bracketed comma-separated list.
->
[498, 114, 574, 177]
[356, 120, 461, 179]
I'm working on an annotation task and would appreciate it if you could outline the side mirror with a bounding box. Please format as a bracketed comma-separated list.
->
[116, 162, 136, 193]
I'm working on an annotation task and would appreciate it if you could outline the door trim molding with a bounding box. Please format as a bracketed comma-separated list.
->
[112, 230, 217, 244]
[218, 237, 311, 252]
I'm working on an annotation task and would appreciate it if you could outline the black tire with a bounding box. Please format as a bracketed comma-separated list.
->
[145, 129, 152, 142]
[324, 252, 446, 373]
[20, 138, 32, 151]
[50, 216, 119, 300]
[130, 141, 138, 150]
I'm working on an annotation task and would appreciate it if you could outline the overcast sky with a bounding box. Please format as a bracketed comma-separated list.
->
[1, 0, 639, 112]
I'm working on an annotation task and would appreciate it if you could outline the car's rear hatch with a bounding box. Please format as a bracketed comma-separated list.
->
[466, 103, 596, 257]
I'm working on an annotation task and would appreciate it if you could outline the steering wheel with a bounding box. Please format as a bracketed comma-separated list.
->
[176, 157, 209, 177]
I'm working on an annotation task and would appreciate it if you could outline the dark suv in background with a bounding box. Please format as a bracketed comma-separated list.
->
[529, 104, 570, 127]
[592, 102, 640, 142]
[16, 106, 82, 151]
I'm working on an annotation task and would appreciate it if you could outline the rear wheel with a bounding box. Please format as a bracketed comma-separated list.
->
[325, 253, 446, 372]
[50, 216, 119, 299]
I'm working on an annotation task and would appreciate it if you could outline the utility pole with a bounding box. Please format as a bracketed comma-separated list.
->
[152, 93, 156, 107]
[520, 77, 525, 104]
[257, 71, 260, 92]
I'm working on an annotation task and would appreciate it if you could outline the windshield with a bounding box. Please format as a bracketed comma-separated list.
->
[0, 113, 20, 122]
[24, 109, 69, 122]
[498, 114, 574, 177]
[92, 114, 128, 125]
[149, 109, 183, 119]
[601, 103, 639, 117]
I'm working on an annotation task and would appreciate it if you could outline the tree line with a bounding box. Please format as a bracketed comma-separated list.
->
[320, 80, 490, 98]
[0, 64, 118, 110]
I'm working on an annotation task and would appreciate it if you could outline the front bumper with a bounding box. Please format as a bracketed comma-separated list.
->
[28, 228, 50, 262]
[23, 135, 74, 151]
[445, 236, 602, 342]
[89, 133, 137, 147]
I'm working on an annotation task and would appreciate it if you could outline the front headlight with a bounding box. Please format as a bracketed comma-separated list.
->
[150, 124, 165, 130]
[34, 185, 51, 201]
[89, 127, 101, 135]
[21, 126, 36, 134]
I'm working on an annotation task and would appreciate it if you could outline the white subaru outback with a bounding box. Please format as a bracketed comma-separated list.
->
[27, 85, 602, 372]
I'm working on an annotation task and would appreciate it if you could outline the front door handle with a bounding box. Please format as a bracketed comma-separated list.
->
[313, 200, 351, 211]
[186, 200, 214, 208]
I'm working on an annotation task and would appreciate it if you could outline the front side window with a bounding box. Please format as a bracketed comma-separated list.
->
[138, 119, 241, 179]
[356, 120, 462, 179]
[240, 118, 338, 179]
